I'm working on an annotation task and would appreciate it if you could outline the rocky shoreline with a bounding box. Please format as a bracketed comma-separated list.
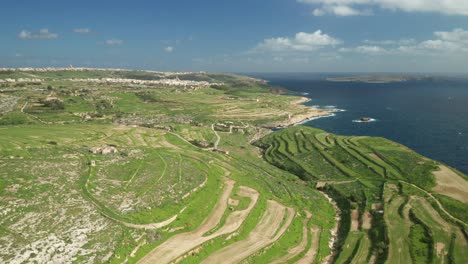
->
[262, 96, 331, 128]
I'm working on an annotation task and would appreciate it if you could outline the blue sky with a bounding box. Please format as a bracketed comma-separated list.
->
[1, 0, 468, 72]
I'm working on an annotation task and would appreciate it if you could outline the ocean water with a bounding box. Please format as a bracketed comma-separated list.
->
[250, 73, 468, 174]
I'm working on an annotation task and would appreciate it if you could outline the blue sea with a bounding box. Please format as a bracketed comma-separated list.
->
[249, 73, 468, 174]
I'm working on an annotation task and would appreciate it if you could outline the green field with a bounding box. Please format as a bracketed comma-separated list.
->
[256, 126, 468, 264]
[1, 69, 467, 263]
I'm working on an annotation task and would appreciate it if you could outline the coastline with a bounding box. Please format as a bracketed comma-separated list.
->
[262, 96, 331, 129]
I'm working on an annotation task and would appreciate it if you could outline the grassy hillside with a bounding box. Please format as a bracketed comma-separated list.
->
[255, 126, 468, 264]
[1, 69, 466, 263]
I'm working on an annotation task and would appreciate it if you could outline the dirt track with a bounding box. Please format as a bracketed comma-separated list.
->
[271, 211, 312, 264]
[211, 124, 221, 150]
[119, 214, 178, 230]
[399, 180, 467, 226]
[201, 200, 295, 264]
[207, 186, 259, 237]
[137, 178, 235, 264]
[294, 226, 321, 264]
[138, 180, 260, 264]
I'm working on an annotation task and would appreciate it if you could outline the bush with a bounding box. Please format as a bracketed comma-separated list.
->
[42, 99, 65, 110]
[95, 99, 113, 110]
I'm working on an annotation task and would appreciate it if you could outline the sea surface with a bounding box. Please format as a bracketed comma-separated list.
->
[248, 73, 468, 174]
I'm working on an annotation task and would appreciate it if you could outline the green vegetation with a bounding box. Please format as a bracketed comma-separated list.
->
[1, 69, 466, 264]
[408, 210, 433, 264]
[256, 125, 468, 264]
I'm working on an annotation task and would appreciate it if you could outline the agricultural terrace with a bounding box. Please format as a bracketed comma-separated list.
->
[0, 69, 466, 263]
[0, 69, 334, 264]
[256, 126, 468, 264]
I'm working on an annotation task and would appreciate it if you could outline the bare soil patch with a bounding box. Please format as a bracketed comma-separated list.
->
[361, 211, 372, 230]
[201, 200, 295, 264]
[137, 178, 236, 264]
[371, 202, 382, 210]
[436, 242, 446, 259]
[228, 198, 239, 206]
[203, 186, 259, 240]
[271, 211, 312, 264]
[351, 209, 359, 231]
[432, 165, 468, 204]
[316, 182, 327, 188]
[119, 214, 178, 230]
[369, 153, 383, 161]
[294, 226, 321, 264]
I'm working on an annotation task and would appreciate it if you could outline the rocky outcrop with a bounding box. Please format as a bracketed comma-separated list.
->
[89, 145, 118, 155]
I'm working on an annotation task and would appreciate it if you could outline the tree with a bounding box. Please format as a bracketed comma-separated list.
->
[42, 99, 65, 110]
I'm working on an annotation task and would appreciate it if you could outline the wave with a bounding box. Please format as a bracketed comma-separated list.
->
[294, 113, 337, 126]
[293, 104, 346, 126]
[329, 108, 346, 113]
[352, 118, 377, 123]
[311, 105, 346, 113]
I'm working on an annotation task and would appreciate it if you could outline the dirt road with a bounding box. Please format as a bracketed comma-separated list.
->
[138, 178, 235, 264]
[201, 200, 295, 264]
[138, 180, 260, 264]
[295, 226, 321, 264]
[271, 211, 312, 264]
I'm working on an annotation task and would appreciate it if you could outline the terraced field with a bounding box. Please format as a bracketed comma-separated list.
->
[256, 126, 468, 264]
[1, 70, 337, 263]
[1, 69, 467, 263]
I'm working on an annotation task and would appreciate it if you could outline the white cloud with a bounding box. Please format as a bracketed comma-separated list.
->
[312, 8, 326, 16]
[399, 28, 468, 53]
[331, 5, 369, 16]
[298, 0, 468, 16]
[355, 45, 387, 54]
[434, 28, 468, 44]
[363, 38, 416, 45]
[74, 28, 91, 34]
[18, 28, 58, 40]
[339, 45, 388, 55]
[164, 46, 174, 53]
[343, 28, 468, 55]
[312, 4, 372, 16]
[105, 39, 123, 46]
[253, 30, 342, 52]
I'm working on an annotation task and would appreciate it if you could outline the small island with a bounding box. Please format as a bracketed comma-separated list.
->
[353, 117, 377, 123]
[327, 74, 412, 83]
